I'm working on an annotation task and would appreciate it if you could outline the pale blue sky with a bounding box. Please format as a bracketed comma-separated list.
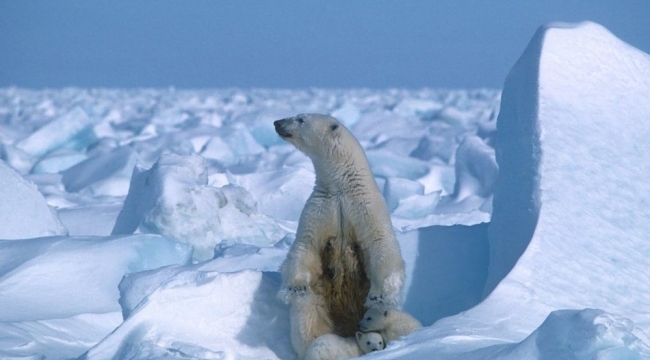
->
[1, 0, 648, 89]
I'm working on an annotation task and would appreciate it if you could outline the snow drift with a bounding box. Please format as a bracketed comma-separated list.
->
[367, 20, 650, 360]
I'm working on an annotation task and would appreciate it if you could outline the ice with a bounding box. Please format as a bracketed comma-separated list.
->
[366, 21, 650, 360]
[31, 149, 88, 174]
[0, 234, 191, 359]
[112, 153, 288, 261]
[367, 150, 431, 180]
[330, 101, 361, 127]
[228, 167, 314, 222]
[383, 177, 425, 211]
[496, 309, 650, 359]
[0, 234, 191, 321]
[15, 107, 97, 159]
[393, 190, 441, 219]
[4, 24, 647, 358]
[451, 135, 498, 200]
[0, 159, 67, 239]
[61, 146, 137, 196]
[485, 21, 650, 302]
[119, 238, 291, 318]
[82, 270, 293, 360]
[58, 202, 124, 236]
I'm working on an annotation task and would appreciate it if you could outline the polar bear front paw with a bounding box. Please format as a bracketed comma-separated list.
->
[287, 284, 308, 296]
[365, 290, 399, 309]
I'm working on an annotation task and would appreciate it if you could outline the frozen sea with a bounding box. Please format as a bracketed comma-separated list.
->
[0, 21, 649, 360]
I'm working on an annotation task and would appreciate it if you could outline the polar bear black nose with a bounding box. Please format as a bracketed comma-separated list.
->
[274, 119, 292, 138]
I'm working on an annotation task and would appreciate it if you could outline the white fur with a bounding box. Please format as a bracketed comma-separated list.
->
[304, 332, 385, 360]
[356, 331, 385, 354]
[275, 114, 406, 358]
[358, 308, 422, 343]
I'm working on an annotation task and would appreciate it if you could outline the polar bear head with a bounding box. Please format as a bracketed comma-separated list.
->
[355, 331, 385, 353]
[358, 308, 390, 332]
[273, 114, 352, 160]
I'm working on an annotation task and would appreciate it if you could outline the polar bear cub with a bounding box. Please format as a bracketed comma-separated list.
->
[304, 331, 385, 360]
[358, 308, 422, 343]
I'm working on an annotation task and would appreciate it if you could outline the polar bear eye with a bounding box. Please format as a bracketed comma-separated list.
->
[366, 341, 371, 345]
[330, 124, 339, 131]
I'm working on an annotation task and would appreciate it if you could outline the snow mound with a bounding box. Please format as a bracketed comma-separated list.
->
[0, 159, 67, 239]
[499, 309, 650, 359]
[0, 234, 191, 322]
[0, 234, 191, 360]
[483, 20, 650, 327]
[364, 21, 650, 360]
[112, 153, 288, 261]
[82, 270, 293, 360]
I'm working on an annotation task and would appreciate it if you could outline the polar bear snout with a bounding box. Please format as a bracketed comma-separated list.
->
[274, 119, 293, 138]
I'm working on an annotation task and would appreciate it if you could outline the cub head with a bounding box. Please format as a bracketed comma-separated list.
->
[273, 114, 346, 159]
[358, 308, 390, 332]
[355, 331, 385, 354]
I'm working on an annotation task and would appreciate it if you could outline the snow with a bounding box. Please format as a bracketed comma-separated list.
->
[0, 20, 649, 360]
[0, 160, 67, 239]
[364, 21, 650, 360]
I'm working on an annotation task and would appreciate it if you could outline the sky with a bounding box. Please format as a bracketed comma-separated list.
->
[1, 0, 649, 89]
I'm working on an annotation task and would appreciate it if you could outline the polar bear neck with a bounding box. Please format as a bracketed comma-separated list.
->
[311, 145, 376, 196]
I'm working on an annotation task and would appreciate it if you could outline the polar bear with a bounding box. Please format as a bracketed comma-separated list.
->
[358, 308, 422, 343]
[304, 332, 385, 360]
[274, 114, 405, 358]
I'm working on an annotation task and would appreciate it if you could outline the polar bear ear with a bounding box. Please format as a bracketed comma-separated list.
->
[356, 331, 363, 342]
[330, 124, 339, 131]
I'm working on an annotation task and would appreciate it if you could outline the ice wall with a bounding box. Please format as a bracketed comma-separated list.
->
[484, 21, 650, 322]
[365, 20, 650, 360]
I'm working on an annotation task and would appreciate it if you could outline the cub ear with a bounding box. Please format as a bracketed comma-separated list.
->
[330, 124, 339, 131]
[356, 331, 363, 342]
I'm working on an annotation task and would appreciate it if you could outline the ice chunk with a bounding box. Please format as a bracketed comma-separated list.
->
[222, 122, 265, 157]
[452, 135, 498, 200]
[331, 102, 361, 127]
[393, 191, 441, 219]
[0, 234, 191, 322]
[367, 150, 430, 180]
[57, 202, 124, 236]
[383, 177, 425, 211]
[119, 238, 291, 318]
[82, 270, 293, 360]
[200, 136, 237, 165]
[61, 146, 137, 196]
[227, 167, 314, 221]
[113, 153, 225, 261]
[113, 153, 287, 261]
[0, 160, 67, 239]
[393, 98, 444, 121]
[485, 21, 650, 306]
[15, 107, 96, 158]
[31, 149, 87, 174]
